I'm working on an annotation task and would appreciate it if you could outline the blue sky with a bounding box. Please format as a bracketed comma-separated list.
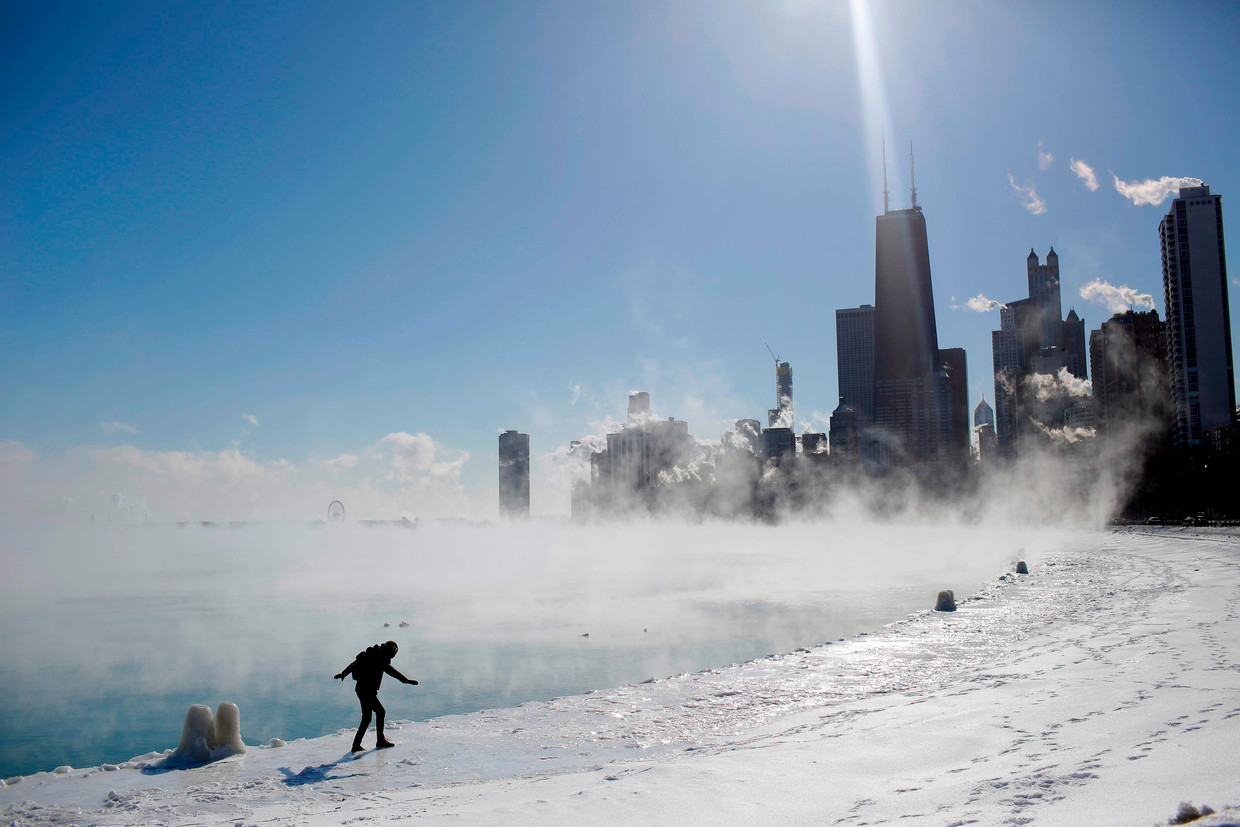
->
[3, 1, 1238, 519]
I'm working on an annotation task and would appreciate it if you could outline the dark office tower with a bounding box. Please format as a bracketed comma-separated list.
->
[991, 304, 1022, 457]
[498, 430, 530, 519]
[870, 157, 959, 473]
[761, 427, 796, 469]
[1027, 248, 1064, 351]
[1161, 184, 1236, 453]
[874, 208, 939, 382]
[829, 402, 859, 462]
[1089, 310, 1168, 439]
[974, 397, 997, 463]
[1062, 308, 1087, 379]
[937, 347, 970, 465]
[627, 391, 652, 423]
[835, 305, 875, 422]
[768, 361, 793, 428]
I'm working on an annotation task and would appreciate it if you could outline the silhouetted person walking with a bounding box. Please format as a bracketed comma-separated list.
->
[335, 640, 418, 752]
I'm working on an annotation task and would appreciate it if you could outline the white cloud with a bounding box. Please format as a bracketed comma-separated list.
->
[953, 293, 1005, 313]
[1007, 172, 1047, 215]
[1069, 158, 1100, 191]
[1111, 174, 1203, 207]
[326, 453, 359, 472]
[375, 432, 469, 485]
[1037, 140, 1054, 171]
[242, 414, 259, 427]
[100, 421, 139, 438]
[1079, 278, 1155, 314]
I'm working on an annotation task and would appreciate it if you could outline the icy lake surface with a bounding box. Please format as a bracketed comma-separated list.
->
[0, 520, 1039, 779]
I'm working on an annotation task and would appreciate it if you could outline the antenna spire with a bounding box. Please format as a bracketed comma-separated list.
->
[881, 127, 890, 214]
[909, 141, 918, 208]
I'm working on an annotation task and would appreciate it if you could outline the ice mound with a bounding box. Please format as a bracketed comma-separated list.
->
[167, 702, 246, 765]
[934, 590, 957, 612]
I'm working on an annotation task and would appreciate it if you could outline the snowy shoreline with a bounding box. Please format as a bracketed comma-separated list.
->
[4, 527, 1239, 826]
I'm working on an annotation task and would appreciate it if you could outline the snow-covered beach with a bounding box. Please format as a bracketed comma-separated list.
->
[3, 527, 1238, 826]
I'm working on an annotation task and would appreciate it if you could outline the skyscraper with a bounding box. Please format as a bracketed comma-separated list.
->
[1089, 310, 1167, 439]
[991, 249, 1083, 456]
[1160, 184, 1236, 453]
[768, 361, 793, 428]
[835, 305, 875, 422]
[865, 147, 964, 475]
[874, 207, 939, 383]
[498, 430, 530, 519]
[1062, 308, 1087, 379]
[974, 397, 997, 462]
[1027, 248, 1063, 352]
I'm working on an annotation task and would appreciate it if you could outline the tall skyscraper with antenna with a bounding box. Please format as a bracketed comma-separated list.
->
[867, 142, 967, 474]
[831, 139, 969, 476]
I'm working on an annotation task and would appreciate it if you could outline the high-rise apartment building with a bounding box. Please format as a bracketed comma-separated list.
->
[835, 305, 875, 422]
[1160, 184, 1235, 452]
[498, 430, 531, 518]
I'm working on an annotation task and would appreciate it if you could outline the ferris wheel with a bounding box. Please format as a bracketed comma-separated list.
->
[327, 500, 346, 522]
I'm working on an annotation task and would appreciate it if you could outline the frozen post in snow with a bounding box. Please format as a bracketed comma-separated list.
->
[934, 589, 957, 612]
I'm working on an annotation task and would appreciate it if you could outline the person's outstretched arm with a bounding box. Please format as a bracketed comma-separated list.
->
[334, 661, 357, 680]
[385, 664, 418, 685]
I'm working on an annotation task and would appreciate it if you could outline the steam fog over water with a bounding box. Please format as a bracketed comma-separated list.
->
[0, 520, 1058, 779]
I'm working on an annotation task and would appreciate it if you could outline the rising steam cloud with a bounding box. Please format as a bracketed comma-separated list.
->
[1026, 367, 1092, 403]
[1079, 279, 1155, 314]
[954, 294, 1005, 313]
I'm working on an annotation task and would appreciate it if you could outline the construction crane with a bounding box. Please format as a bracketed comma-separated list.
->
[765, 342, 779, 366]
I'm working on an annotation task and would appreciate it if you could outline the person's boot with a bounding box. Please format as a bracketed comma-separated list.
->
[376, 731, 395, 749]
[351, 740, 365, 752]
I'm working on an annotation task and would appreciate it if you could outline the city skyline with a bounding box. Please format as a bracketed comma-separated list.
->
[3, 2, 1238, 519]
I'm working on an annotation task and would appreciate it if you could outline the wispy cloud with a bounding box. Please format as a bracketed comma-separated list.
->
[1079, 278, 1155, 314]
[100, 421, 139, 438]
[242, 414, 259, 427]
[1037, 140, 1054, 171]
[1111, 174, 1203, 206]
[1007, 172, 1047, 215]
[1069, 158, 1100, 191]
[953, 293, 1005, 313]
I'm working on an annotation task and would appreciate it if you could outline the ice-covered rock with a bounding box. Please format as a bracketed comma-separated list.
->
[168, 702, 246, 765]
[213, 702, 245, 754]
[173, 704, 217, 761]
[934, 590, 956, 612]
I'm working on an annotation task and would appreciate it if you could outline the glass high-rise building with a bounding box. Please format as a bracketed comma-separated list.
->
[1160, 184, 1235, 452]
[498, 430, 531, 518]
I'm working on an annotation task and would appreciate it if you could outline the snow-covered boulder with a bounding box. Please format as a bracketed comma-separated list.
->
[168, 702, 246, 765]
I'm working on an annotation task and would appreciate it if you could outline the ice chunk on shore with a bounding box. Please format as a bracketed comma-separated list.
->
[168, 702, 246, 765]
[213, 702, 245, 754]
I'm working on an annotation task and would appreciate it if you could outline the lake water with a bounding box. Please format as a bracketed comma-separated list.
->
[0, 520, 1030, 779]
